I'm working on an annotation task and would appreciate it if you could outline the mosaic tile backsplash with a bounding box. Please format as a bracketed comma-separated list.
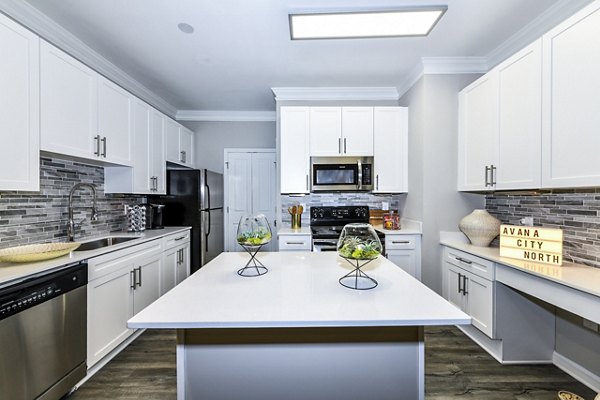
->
[281, 193, 403, 226]
[0, 156, 144, 249]
[486, 190, 600, 268]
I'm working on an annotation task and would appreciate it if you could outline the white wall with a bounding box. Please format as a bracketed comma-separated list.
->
[186, 121, 276, 173]
[399, 74, 484, 294]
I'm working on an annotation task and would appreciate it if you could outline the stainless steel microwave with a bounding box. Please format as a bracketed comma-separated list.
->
[310, 157, 374, 192]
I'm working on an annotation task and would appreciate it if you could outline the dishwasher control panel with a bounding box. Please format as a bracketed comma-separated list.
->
[0, 261, 87, 321]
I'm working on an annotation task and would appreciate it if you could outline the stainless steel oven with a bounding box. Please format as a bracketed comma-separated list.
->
[0, 261, 87, 400]
[310, 156, 374, 192]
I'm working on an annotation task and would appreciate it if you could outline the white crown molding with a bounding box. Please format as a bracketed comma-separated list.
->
[421, 57, 488, 74]
[0, 0, 177, 117]
[271, 87, 399, 101]
[176, 110, 276, 122]
[486, 0, 594, 68]
[397, 63, 424, 99]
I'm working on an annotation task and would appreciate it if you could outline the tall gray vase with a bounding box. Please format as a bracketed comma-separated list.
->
[459, 209, 501, 247]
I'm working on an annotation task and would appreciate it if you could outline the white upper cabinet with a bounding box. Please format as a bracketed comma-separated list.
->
[458, 39, 542, 191]
[40, 40, 97, 160]
[0, 14, 39, 191]
[309, 107, 342, 156]
[373, 107, 408, 193]
[496, 39, 542, 190]
[280, 106, 310, 194]
[150, 109, 166, 193]
[457, 73, 498, 191]
[541, 1, 600, 188]
[309, 107, 374, 156]
[97, 76, 133, 166]
[342, 107, 374, 156]
[165, 118, 194, 167]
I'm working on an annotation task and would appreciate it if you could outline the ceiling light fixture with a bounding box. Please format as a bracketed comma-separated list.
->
[289, 6, 447, 40]
[178, 22, 195, 34]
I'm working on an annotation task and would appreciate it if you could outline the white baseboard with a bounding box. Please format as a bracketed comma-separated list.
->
[554, 351, 600, 393]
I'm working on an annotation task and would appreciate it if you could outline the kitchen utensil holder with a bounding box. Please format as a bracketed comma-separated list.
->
[237, 244, 268, 277]
[339, 257, 378, 290]
[291, 214, 301, 229]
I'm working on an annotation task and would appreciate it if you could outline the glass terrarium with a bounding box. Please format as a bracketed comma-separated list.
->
[336, 223, 382, 290]
[236, 214, 272, 277]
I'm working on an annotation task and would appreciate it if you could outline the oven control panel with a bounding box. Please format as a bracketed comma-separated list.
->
[310, 206, 370, 223]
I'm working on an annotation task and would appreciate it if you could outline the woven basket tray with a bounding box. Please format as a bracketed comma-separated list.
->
[0, 242, 81, 263]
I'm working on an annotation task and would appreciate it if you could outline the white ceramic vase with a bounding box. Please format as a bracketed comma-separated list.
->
[459, 209, 501, 247]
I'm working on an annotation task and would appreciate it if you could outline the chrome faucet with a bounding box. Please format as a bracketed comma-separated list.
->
[67, 183, 99, 241]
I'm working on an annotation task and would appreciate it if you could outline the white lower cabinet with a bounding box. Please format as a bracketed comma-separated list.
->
[162, 231, 191, 294]
[87, 231, 190, 368]
[384, 234, 421, 280]
[442, 247, 494, 338]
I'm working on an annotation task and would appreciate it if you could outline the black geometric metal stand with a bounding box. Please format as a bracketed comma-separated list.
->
[339, 257, 378, 290]
[237, 244, 268, 277]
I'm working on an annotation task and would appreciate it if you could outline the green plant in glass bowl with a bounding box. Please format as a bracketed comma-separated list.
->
[337, 223, 382, 260]
[237, 214, 272, 247]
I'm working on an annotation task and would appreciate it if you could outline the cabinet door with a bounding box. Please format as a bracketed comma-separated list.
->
[132, 100, 151, 192]
[150, 109, 166, 194]
[133, 254, 161, 315]
[342, 107, 374, 156]
[496, 39, 542, 190]
[0, 15, 39, 191]
[161, 246, 178, 295]
[373, 107, 408, 193]
[87, 266, 134, 367]
[251, 152, 277, 252]
[465, 273, 494, 338]
[457, 74, 498, 191]
[386, 250, 416, 277]
[225, 152, 253, 251]
[542, 2, 600, 188]
[40, 40, 97, 159]
[445, 264, 465, 312]
[309, 107, 342, 156]
[180, 127, 194, 167]
[97, 76, 132, 165]
[165, 118, 181, 163]
[280, 107, 310, 194]
[176, 244, 191, 285]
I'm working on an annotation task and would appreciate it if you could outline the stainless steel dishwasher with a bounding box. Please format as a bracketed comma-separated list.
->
[0, 261, 87, 400]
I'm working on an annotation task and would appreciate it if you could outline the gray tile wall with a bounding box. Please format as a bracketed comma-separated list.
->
[0, 156, 144, 249]
[281, 193, 403, 226]
[486, 189, 600, 268]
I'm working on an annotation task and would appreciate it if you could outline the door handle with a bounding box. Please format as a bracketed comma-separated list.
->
[455, 256, 472, 265]
[462, 275, 468, 295]
[306, 175, 309, 191]
[136, 266, 142, 288]
[376, 174, 379, 191]
[94, 135, 101, 156]
[180, 151, 185, 163]
[344, 138, 347, 154]
[457, 272, 462, 294]
[101, 137, 107, 157]
[491, 164, 497, 186]
[484, 165, 490, 187]
[130, 270, 136, 289]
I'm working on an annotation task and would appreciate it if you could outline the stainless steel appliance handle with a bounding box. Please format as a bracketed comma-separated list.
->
[357, 160, 363, 190]
[101, 137, 107, 157]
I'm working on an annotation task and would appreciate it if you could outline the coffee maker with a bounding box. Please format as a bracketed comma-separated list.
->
[143, 204, 166, 229]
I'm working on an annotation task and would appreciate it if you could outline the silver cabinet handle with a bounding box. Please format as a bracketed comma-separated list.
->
[462, 275, 468, 295]
[136, 266, 142, 287]
[94, 135, 101, 156]
[491, 165, 497, 186]
[458, 272, 462, 294]
[101, 137, 107, 157]
[376, 174, 379, 190]
[130, 270, 136, 289]
[392, 240, 410, 244]
[180, 151, 185, 163]
[285, 241, 306, 245]
[306, 174, 309, 191]
[183, 151, 187, 163]
[484, 165, 490, 187]
[174, 236, 186, 241]
[455, 256, 472, 265]
[344, 138, 347, 154]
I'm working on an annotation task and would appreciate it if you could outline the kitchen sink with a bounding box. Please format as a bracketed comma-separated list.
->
[75, 236, 137, 251]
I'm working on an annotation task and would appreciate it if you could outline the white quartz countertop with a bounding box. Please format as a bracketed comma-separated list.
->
[128, 252, 470, 329]
[0, 227, 191, 288]
[374, 219, 422, 235]
[441, 239, 600, 298]
[277, 226, 311, 235]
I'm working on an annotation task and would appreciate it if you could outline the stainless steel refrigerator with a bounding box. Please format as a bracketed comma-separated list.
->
[152, 169, 224, 273]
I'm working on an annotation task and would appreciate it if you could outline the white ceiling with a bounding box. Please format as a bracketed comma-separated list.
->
[16, 0, 593, 114]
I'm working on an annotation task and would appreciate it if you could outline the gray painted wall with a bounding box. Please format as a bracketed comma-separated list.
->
[399, 74, 484, 294]
[186, 121, 276, 173]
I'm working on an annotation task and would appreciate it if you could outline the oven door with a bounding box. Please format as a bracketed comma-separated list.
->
[312, 239, 339, 252]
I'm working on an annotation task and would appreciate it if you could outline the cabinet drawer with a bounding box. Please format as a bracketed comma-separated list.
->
[88, 240, 161, 281]
[163, 231, 191, 249]
[278, 234, 311, 251]
[385, 235, 416, 250]
[444, 247, 495, 281]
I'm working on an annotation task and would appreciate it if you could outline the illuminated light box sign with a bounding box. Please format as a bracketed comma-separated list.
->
[499, 225, 563, 266]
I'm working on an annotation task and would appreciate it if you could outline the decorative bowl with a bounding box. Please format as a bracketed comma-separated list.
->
[558, 391, 585, 400]
[237, 214, 272, 247]
[0, 242, 81, 263]
[337, 223, 382, 260]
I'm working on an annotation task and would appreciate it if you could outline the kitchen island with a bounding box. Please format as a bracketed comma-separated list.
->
[128, 252, 470, 400]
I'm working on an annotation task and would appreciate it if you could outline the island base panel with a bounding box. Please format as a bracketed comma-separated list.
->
[177, 327, 424, 400]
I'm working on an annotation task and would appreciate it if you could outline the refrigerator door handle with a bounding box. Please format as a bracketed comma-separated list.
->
[205, 182, 211, 210]
[206, 209, 211, 237]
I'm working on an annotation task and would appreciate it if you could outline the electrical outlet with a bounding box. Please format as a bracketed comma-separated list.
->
[520, 217, 534, 226]
[583, 318, 599, 333]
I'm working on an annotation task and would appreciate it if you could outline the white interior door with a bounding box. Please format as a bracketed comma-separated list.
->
[224, 150, 277, 252]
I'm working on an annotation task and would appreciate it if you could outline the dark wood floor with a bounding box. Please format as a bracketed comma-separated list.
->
[68, 327, 596, 400]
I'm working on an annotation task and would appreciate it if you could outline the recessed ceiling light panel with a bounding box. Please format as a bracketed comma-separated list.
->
[289, 6, 447, 40]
